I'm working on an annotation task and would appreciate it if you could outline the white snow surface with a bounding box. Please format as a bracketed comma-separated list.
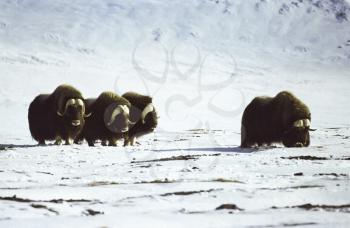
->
[0, 0, 350, 227]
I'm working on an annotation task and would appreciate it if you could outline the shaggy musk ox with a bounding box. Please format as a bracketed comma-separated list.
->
[28, 84, 90, 145]
[122, 92, 158, 146]
[80, 91, 133, 146]
[241, 91, 313, 148]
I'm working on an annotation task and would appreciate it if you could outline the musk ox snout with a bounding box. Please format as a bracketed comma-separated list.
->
[283, 125, 310, 147]
[71, 120, 81, 127]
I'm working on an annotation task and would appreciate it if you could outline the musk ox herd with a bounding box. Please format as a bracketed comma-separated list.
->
[28, 84, 313, 148]
[28, 84, 158, 146]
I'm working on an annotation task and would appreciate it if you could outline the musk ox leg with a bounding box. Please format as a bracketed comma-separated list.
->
[130, 137, 136, 146]
[38, 139, 46, 145]
[55, 136, 62, 145]
[65, 138, 74, 145]
[74, 139, 83, 145]
[101, 140, 108, 146]
[87, 139, 95, 147]
[241, 141, 252, 148]
[240, 124, 253, 148]
[123, 138, 130, 147]
[123, 136, 135, 146]
[304, 132, 310, 147]
[108, 139, 118, 147]
[74, 135, 84, 145]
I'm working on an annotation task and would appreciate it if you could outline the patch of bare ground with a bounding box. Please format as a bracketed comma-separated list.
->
[83, 209, 104, 216]
[272, 204, 350, 212]
[0, 195, 100, 204]
[281, 156, 350, 160]
[259, 185, 323, 190]
[215, 204, 244, 211]
[30, 204, 59, 215]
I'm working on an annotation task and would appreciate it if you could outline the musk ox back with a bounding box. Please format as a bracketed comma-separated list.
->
[122, 92, 158, 146]
[28, 84, 89, 145]
[81, 91, 132, 146]
[241, 91, 312, 148]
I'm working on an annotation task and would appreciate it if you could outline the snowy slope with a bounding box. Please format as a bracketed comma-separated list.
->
[0, 0, 350, 227]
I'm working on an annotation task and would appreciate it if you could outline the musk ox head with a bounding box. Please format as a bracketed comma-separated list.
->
[283, 118, 311, 147]
[57, 98, 91, 127]
[140, 103, 158, 131]
[104, 103, 134, 133]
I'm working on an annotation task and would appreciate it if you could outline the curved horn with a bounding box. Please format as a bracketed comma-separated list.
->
[141, 103, 154, 124]
[304, 119, 311, 127]
[84, 112, 92, 118]
[107, 105, 129, 126]
[293, 120, 304, 128]
[57, 99, 75, 116]
[293, 119, 311, 128]
[120, 105, 130, 115]
[76, 99, 84, 109]
[76, 98, 92, 117]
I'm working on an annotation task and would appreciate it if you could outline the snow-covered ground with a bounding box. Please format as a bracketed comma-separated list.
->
[0, 0, 350, 227]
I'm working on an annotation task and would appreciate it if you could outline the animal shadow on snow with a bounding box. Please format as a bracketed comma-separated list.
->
[0, 143, 55, 150]
[154, 146, 274, 154]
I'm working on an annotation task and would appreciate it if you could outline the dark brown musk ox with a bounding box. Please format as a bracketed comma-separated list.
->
[79, 91, 133, 147]
[241, 91, 314, 148]
[122, 92, 158, 146]
[28, 84, 90, 145]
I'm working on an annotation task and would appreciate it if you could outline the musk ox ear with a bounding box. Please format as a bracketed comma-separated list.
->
[141, 103, 154, 124]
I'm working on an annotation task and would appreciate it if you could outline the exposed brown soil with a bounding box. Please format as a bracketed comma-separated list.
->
[215, 204, 243, 211]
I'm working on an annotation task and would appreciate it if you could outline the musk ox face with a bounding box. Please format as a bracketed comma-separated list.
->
[57, 98, 90, 127]
[141, 103, 158, 131]
[283, 119, 311, 147]
[104, 104, 133, 133]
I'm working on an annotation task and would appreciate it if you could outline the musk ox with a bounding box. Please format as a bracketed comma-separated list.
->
[28, 84, 90, 145]
[241, 91, 313, 148]
[122, 92, 158, 146]
[80, 91, 133, 146]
